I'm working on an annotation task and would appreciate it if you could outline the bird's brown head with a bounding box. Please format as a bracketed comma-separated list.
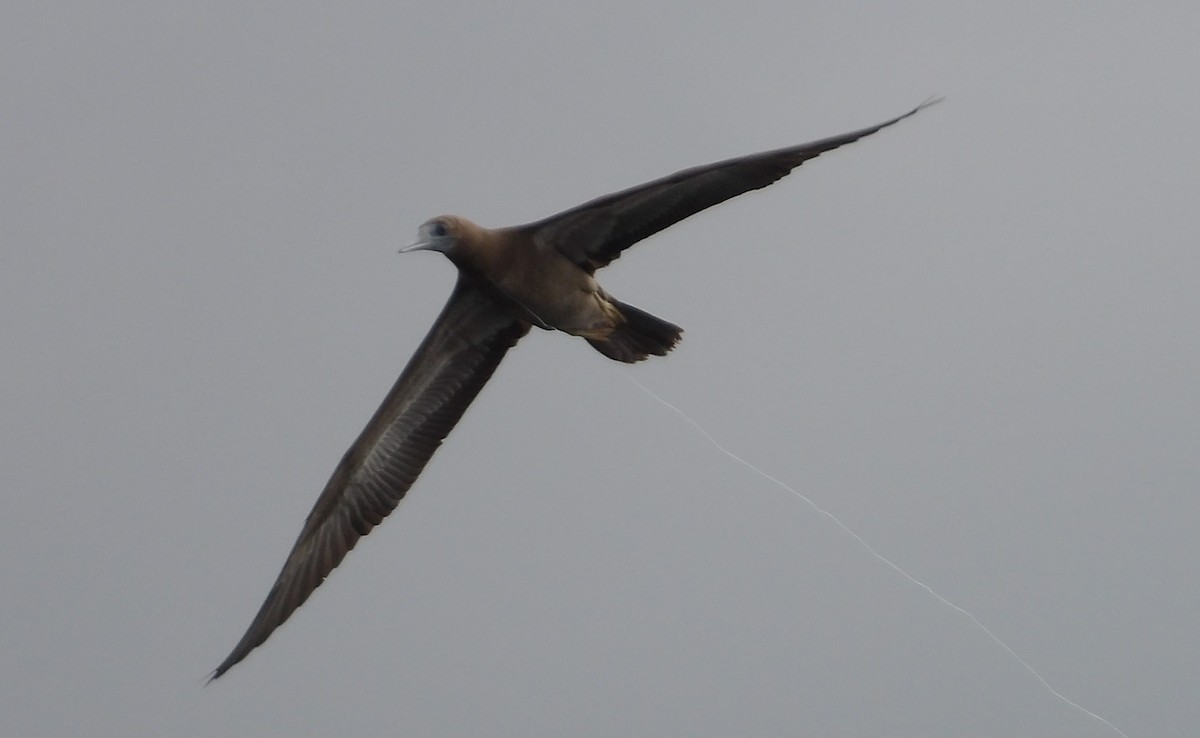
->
[401, 215, 480, 261]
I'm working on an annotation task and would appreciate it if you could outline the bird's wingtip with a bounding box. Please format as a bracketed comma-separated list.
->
[915, 95, 945, 113]
[206, 655, 239, 685]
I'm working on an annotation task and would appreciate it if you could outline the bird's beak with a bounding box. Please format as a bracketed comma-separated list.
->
[399, 238, 436, 254]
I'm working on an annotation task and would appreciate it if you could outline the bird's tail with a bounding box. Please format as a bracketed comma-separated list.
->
[587, 300, 683, 363]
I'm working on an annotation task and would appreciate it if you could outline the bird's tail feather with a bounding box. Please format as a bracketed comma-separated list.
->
[587, 300, 682, 363]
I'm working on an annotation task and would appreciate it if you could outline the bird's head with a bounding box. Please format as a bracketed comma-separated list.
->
[401, 216, 471, 258]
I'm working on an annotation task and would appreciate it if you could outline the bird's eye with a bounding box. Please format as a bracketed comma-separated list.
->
[431, 222, 448, 238]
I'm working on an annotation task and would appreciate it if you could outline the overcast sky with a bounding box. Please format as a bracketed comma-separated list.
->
[4, 2, 1198, 736]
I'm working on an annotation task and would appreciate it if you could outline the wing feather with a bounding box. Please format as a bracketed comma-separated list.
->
[527, 99, 939, 272]
[212, 274, 528, 679]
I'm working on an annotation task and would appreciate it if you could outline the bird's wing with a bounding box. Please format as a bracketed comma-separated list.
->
[525, 99, 939, 273]
[212, 273, 529, 679]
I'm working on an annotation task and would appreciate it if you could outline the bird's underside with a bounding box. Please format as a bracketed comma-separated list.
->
[210, 98, 939, 680]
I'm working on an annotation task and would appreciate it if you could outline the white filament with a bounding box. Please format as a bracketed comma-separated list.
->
[622, 372, 1129, 738]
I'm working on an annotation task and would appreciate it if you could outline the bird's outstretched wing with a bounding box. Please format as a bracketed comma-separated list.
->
[527, 99, 939, 273]
[212, 274, 529, 679]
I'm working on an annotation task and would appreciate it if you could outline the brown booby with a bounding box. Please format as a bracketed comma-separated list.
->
[211, 99, 939, 679]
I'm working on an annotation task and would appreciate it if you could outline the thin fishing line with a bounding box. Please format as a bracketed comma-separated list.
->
[622, 372, 1129, 738]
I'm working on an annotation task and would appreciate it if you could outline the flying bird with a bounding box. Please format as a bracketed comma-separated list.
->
[211, 99, 939, 679]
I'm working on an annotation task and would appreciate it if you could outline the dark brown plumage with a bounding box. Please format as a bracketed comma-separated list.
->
[211, 99, 938, 680]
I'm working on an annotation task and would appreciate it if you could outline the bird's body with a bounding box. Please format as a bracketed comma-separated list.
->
[433, 219, 623, 339]
[211, 99, 939, 680]
[411, 216, 681, 360]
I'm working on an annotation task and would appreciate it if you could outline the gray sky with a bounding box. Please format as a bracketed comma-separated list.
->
[4, 2, 1197, 736]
